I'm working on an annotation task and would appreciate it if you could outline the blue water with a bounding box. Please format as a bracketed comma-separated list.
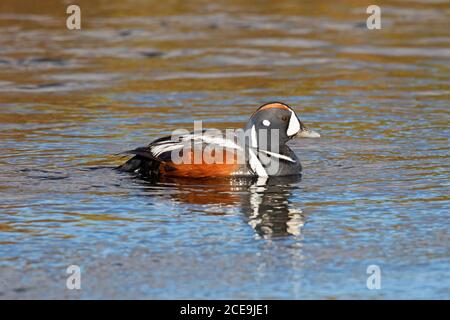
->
[0, 0, 449, 299]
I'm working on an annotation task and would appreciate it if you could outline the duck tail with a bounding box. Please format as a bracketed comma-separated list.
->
[115, 147, 162, 176]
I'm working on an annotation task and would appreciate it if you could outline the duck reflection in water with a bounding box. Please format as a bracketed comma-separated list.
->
[136, 174, 305, 238]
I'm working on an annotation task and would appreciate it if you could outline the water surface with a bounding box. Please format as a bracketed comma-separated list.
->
[0, 0, 449, 299]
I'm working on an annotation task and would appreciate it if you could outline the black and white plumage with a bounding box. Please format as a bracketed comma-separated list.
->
[117, 102, 320, 178]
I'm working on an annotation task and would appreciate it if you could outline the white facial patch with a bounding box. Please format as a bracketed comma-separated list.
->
[286, 110, 301, 136]
[262, 119, 271, 127]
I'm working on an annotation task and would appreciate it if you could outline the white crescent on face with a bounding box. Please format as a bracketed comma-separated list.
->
[286, 110, 301, 136]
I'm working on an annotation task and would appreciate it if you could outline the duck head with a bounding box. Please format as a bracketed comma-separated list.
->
[244, 102, 320, 149]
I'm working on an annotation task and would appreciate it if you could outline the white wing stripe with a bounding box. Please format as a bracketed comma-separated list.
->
[150, 143, 184, 156]
[149, 132, 242, 158]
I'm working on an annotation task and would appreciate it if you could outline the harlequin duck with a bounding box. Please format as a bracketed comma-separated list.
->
[117, 102, 320, 178]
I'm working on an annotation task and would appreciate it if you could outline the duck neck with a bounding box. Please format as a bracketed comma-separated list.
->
[243, 123, 287, 153]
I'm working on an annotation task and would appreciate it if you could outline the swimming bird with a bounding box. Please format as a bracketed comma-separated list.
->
[117, 102, 320, 178]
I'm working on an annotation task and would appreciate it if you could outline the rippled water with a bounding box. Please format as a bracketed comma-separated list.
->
[0, 0, 449, 299]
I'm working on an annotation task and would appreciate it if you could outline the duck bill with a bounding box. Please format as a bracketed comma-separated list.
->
[296, 127, 321, 138]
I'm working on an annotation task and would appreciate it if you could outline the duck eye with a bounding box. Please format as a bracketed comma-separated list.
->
[282, 116, 289, 121]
